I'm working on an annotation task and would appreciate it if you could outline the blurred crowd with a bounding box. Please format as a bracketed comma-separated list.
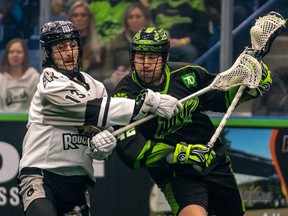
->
[1, 0, 288, 116]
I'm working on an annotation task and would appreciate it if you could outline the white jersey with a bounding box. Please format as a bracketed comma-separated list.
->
[0, 67, 40, 112]
[19, 68, 136, 181]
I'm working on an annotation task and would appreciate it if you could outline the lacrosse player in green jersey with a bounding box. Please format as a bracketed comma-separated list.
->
[102, 27, 272, 216]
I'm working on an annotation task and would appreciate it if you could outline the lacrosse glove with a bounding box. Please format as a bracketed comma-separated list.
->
[133, 89, 183, 120]
[258, 63, 272, 94]
[86, 127, 116, 160]
[167, 143, 216, 172]
[246, 62, 272, 97]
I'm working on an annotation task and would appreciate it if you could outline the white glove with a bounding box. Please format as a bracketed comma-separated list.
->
[133, 89, 182, 120]
[86, 127, 116, 160]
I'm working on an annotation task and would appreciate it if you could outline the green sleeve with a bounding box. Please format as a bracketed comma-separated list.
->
[134, 141, 175, 169]
[225, 86, 259, 109]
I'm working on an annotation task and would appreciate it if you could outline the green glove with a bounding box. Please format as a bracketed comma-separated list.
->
[245, 62, 272, 97]
[167, 143, 216, 171]
[258, 63, 272, 94]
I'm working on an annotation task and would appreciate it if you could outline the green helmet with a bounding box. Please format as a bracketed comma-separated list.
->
[130, 28, 170, 85]
[131, 27, 170, 56]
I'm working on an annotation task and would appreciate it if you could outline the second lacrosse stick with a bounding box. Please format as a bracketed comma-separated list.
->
[206, 11, 286, 149]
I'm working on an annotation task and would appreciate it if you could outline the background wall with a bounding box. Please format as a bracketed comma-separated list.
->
[1, 115, 288, 216]
[0, 115, 153, 216]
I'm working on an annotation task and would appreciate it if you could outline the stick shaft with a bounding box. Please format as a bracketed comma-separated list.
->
[112, 86, 211, 136]
[207, 85, 246, 148]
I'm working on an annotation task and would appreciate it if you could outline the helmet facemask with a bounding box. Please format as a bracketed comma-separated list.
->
[40, 21, 83, 79]
[50, 39, 81, 76]
[130, 27, 170, 86]
[131, 51, 164, 85]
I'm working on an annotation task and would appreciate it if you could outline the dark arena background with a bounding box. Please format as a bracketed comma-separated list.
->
[1, 115, 288, 215]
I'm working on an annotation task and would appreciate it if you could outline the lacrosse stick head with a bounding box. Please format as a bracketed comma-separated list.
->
[250, 11, 286, 58]
[211, 50, 262, 90]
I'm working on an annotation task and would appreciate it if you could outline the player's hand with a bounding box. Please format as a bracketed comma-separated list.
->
[133, 89, 182, 120]
[167, 143, 216, 171]
[258, 62, 272, 94]
[86, 127, 116, 160]
[245, 62, 272, 98]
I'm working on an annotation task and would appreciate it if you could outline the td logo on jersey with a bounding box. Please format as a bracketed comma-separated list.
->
[181, 73, 197, 88]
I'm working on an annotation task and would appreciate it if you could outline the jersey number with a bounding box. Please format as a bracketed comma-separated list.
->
[117, 128, 136, 141]
[65, 90, 86, 103]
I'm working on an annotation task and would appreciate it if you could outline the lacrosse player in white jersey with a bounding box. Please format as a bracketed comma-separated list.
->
[17, 20, 182, 216]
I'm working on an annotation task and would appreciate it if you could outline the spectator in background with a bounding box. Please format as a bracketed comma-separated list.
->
[0, 0, 25, 49]
[0, 38, 39, 112]
[51, 0, 79, 20]
[150, 0, 211, 63]
[103, 2, 152, 94]
[252, 67, 288, 116]
[89, 0, 131, 45]
[51, 0, 68, 19]
[69, 0, 107, 81]
[0, 0, 40, 49]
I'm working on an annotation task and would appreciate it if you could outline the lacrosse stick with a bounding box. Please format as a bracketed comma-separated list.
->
[207, 11, 286, 149]
[250, 11, 287, 58]
[112, 51, 262, 136]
